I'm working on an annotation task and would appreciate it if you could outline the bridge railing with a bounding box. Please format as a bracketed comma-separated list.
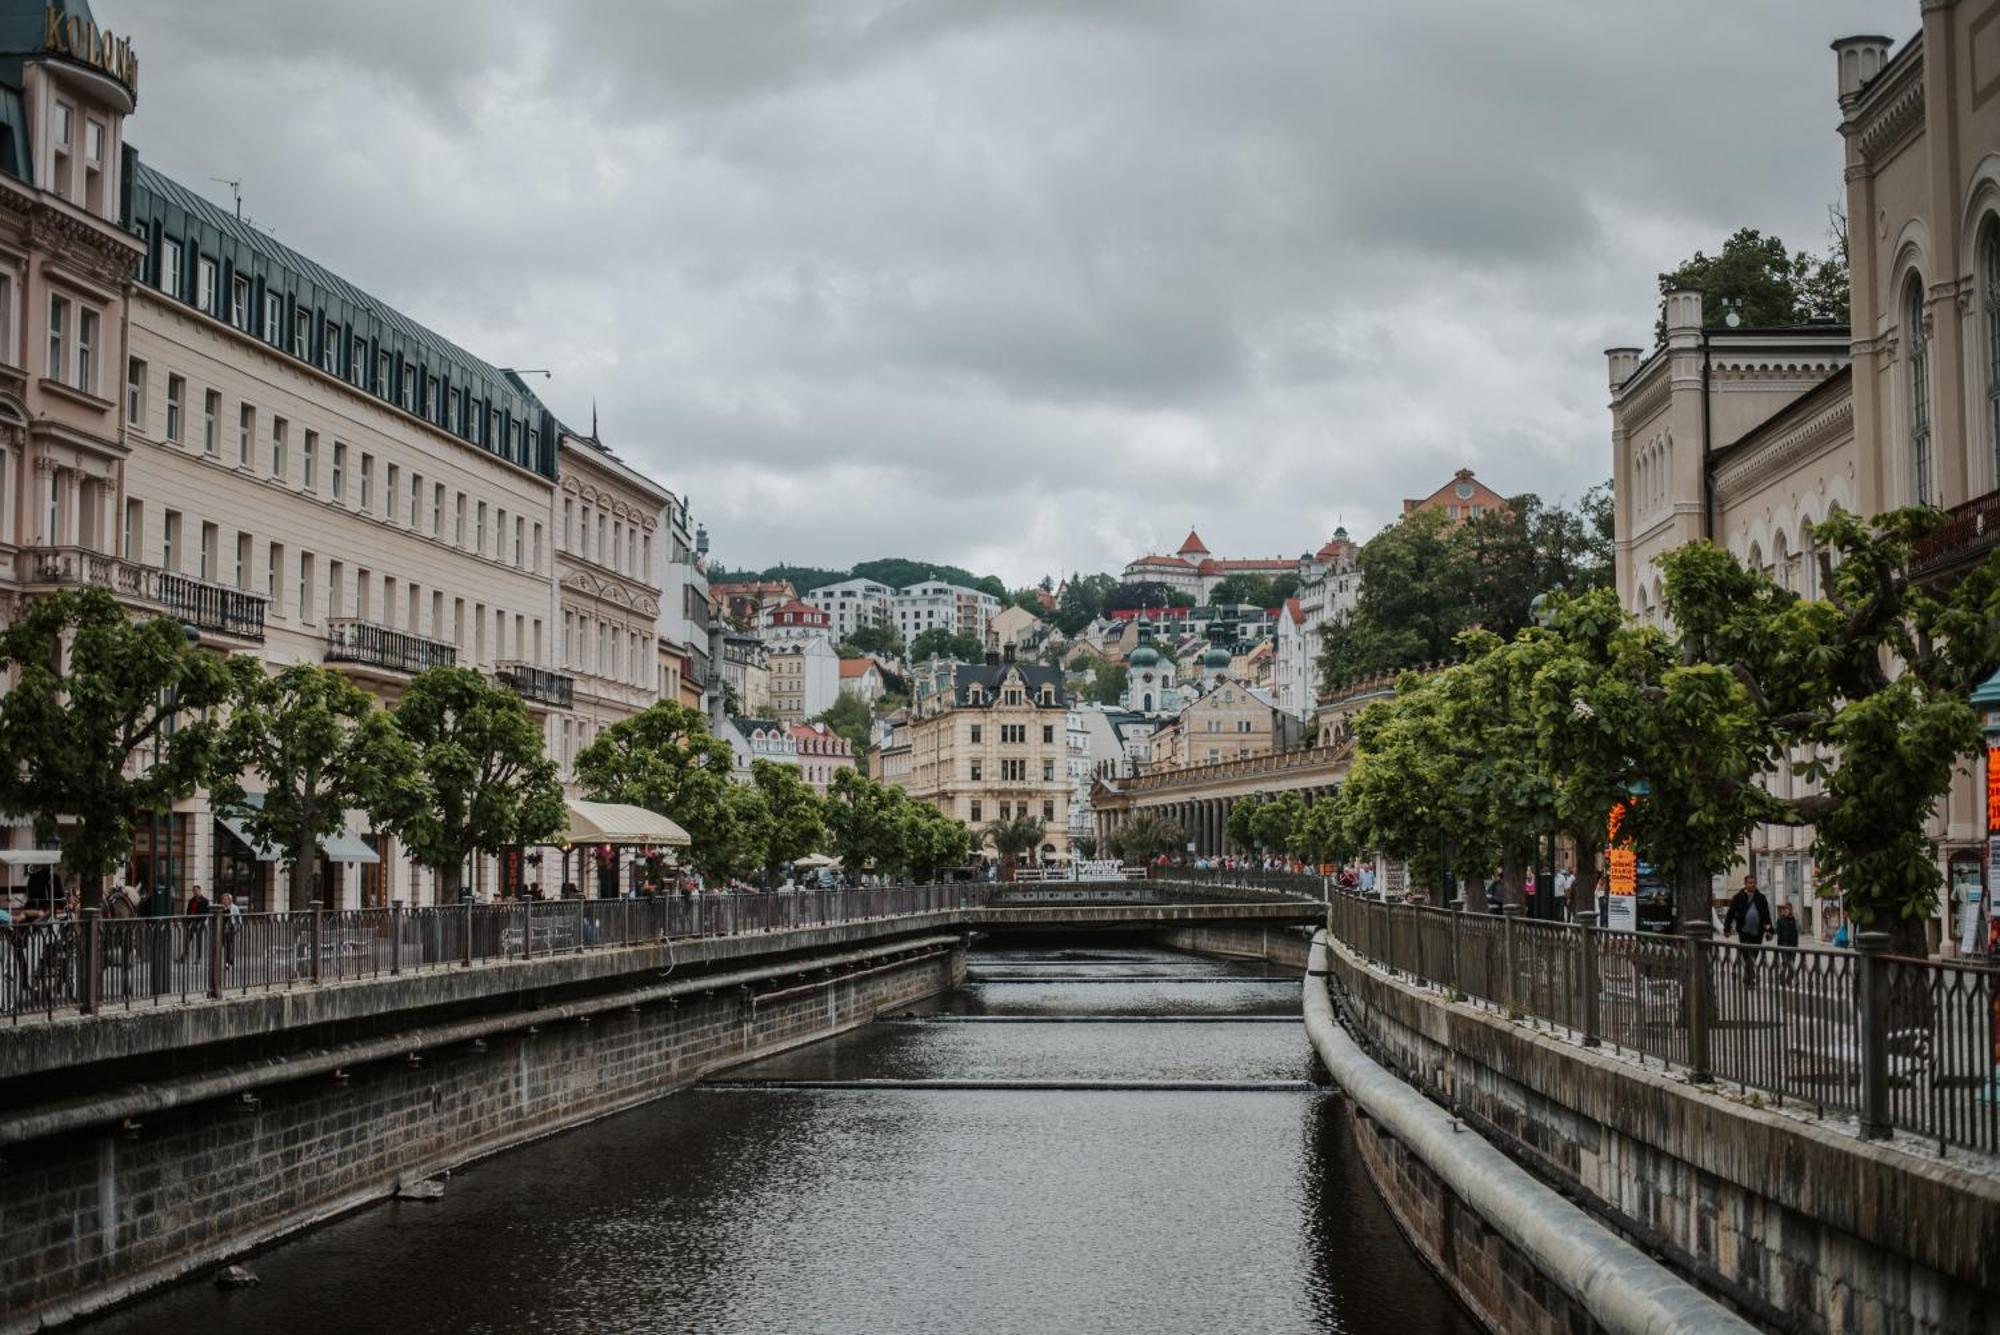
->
[1163, 866, 1329, 902]
[1324, 891, 2000, 1158]
[1, 884, 988, 1025]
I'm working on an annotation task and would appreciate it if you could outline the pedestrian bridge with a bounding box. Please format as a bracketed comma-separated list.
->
[0, 879, 1324, 1084]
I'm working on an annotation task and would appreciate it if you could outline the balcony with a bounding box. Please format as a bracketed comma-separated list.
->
[325, 619, 456, 676]
[496, 660, 575, 709]
[25, 545, 268, 641]
[1911, 489, 2000, 578]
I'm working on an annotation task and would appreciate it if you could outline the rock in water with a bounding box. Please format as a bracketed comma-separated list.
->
[213, 1265, 259, 1289]
[395, 1178, 446, 1201]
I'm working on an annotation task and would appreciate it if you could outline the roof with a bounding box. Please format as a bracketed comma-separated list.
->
[764, 598, 828, 621]
[1177, 530, 1210, 555]
[1127, 554, 1195, 569]
[951, 661, 1067, 709]
[1283, 597, 1304, 626]
[838, 657, 881, 679]
[562, 800, 690, 847]
[1197, 557, 1299, 574]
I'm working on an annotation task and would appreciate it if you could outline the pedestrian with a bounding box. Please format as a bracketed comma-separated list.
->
[1774, 901, 1800, 984]
[1485, 873, 1505, 915]
[1554, 865, 1574, 922]
[219, 893, 242, 969]
[177, 884, 212, 964]
[1722, 874, 1773, 987]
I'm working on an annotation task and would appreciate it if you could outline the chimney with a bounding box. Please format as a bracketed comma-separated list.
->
[1832, 35, 1894, 109]
[1002, 643, 1016, 663]
[695, 525, 709, 557]
[985, 650, 1001, 667]
[1663, 288, 1703, 349]
[1605, 347, 1642, 391]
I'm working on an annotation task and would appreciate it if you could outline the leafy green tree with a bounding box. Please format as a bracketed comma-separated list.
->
[385, 668, 565, 901]
[980, 814, 1046, 879]
[1656, 225, 1848, 342]
[1104, 581, 1179, 614]
[1207, 573, 1300, 608]
[839, 625, 903, 658]
[751, 760, 826, 885]
[1253, 792, 1310, 856]
[1054, 573, 1118, 636]
[703, 782, 772, 884]
[0, 590, 240, 904]
[212, 663, 419, 910]
[909, 628, 985, 662]
[1071, 833, 1099, 860]
[811, 692, 874, 768]
[823, 768, 907, 874]
[574, 700, 736, 869]
[1109, 811, 1186, 863]
[904, 801, 974, 880]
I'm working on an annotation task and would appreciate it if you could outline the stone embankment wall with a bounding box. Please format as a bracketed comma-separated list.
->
[1151, 922, 1313, 970]
[1319, 933, 2000, 1335]
[0, 937, 964, 1333]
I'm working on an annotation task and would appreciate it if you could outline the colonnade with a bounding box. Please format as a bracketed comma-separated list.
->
[1096, 784, 1340, 859]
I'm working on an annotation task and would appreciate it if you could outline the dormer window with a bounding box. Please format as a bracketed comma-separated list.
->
[160, 238, 182, 299]
[264, 292, 283, 346]
[83, 118, 103, 213]
[293, 309, 311, 360]
[196, 257, 216, 315]
[350, 336, 366, 386]
[50, 101, 71, 199]
[377, 350, 392, 397]
[322, 319, 340, 374]
[231, 276, 250, 330]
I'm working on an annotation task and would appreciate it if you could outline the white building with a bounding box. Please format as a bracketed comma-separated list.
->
[1275, 529, 1360, 716]
[767, 639, 840, 722]
[893, 580, 1000, 646]
[805, 577, 894, 642]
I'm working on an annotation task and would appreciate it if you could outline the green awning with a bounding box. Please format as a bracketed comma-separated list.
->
[217, 794, 380, 864]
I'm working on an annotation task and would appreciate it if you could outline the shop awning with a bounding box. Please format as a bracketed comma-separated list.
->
[217, 795, 381, 864]
[561, 800, 691, 847]
[0, 849, 62, 865]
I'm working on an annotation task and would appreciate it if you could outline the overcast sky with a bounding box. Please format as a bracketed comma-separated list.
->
[124, 1, 1908, 587]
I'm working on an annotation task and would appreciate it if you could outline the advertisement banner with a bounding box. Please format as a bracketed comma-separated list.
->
[1606, 802, 1638, 931]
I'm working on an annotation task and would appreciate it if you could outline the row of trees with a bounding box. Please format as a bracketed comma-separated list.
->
[0, 589, 566, 910]
[1274, 512, 1996, 956]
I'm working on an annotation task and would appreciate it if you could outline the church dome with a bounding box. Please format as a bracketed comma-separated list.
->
[1129, 644, 1161, 668]
[1201, 644, 1232, 670]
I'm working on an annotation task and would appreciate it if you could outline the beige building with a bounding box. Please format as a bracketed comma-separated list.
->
[1610, 3, 2000, 945]
[554, 431, 672, 792]
[1149, 681, 1294, 771]
[895, 656, 1071, 865]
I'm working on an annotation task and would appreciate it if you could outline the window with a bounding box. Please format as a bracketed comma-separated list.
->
[45, 295, 64, 380]
[433, 483, 445, 536]
[268, 542, 283, 613]
[350, 336, 366, 387]
[299, 552, 314, 623]
[232, 276, 250, 330]
[970, 800, 983, 824]
[423, 376, 437, 420]
[331, 441, 346, 500]
[302, 432, 318, 491]
[162, 509, 180, 572]
[356, 569, 370, 621]
[165, 376, 184, 443]
[327, 560, 343, 619]
[1001, 724, 1025, 744]
[969, 724, 982, 744]
[293, 309, 311, 360]
[612, 520, 623, 570]
[203, 389, 220, 455]
[513, 516, 524, 567]
[125, 357, 145, 426]
[1907, 277, 1933, 506]
[74, 307, 95, 393]
[446, 389, 460, 435]
[264, 292, 283, 347]
[497, 508, 507, 559]
[196, 257, 216, 314]
[969, 761, 983, 782]
[1042, 760, 1054, 782]
[1985, 224, 2000, 486]
[1042, 800, 1055, 823]
[563, 499, 574, 549]
[454, 492, 466, 545]
[322, 319, 339, 374]
[82, 117, 102, 211]
[1042, 725, 1055, 744]
[476, 500, 488, 554]
[359, 454, 373, 511]
[531, 522, 543, 573]
[1001, 759, 1026, 782]
[596, 513, 606, 563]
[234, 532, 250, 590]
[400, 364, 413, 412]
[377, 350, 392, 398]
[271, 417, 287, 478]
[50, 100, 71, 196]
[238, 403, 254, 466]
[123, 499, 139, 559]
[386, 464, 399, 522]
[0, 271, 13, 364]
[160, 237, 181, 299]
[488, 407, 501, 447]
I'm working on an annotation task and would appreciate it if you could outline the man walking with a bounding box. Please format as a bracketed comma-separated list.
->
[1773, 901, 1801, 984]
[1485, 873, 1505, 916]
[177, 884, 212, 965]
[1723, 874, 1773, 987]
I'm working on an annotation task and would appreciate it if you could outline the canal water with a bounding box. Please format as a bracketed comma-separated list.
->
[82, 941, 1475, 1334]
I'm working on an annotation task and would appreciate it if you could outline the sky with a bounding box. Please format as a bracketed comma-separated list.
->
[121, 0, 1910, 588]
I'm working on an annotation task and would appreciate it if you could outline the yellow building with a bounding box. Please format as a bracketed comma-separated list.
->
[897, 656, 1071, 865]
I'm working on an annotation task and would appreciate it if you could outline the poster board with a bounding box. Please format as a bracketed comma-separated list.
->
[1606, 802, 1638, 932]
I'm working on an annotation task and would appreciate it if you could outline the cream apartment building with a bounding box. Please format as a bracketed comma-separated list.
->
[898, 656, 1071, 864]
[1609, 3, 2000, 945]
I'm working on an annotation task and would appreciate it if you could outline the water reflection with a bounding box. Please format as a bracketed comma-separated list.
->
[78, 942, 1473, 1335]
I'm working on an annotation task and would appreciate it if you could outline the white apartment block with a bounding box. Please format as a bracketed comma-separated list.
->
[804, 577, 894, 641]
[894, 580, 1000, 647]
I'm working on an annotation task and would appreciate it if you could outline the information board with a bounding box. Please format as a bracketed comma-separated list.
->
[1606, 802, 1638, 931]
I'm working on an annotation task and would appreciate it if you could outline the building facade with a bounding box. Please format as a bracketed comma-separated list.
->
[1402, 467, 1509, 523]
[893, 579, 1000, 647]
[894, 656, 1071, 864]
[804, 576, 893, 641]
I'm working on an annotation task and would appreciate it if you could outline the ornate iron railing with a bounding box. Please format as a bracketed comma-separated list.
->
[25, 545, 268, 640]
[495, 661, 575, 708]
[324, 619, 457, 674]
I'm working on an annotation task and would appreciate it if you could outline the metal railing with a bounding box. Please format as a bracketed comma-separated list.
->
[2, 884, 983, 1024]
[325, 619, 458, 674]
[1911, 487, 2000, 575]
[495, 661, 575, 709]
[25, 545, 269, 640]
[1324, 893, 2000, 1157]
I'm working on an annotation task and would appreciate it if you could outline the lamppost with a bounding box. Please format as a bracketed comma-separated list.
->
[148, 622, 202, 992]
[1967, 667, 2000, 960]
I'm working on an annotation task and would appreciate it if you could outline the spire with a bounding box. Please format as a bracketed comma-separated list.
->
[591, 399, 599, 440]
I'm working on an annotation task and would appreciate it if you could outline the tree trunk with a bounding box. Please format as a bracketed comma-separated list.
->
[1501, 847, 1528, 909]
[290, 827, 315, 912]
[438, 860, 463, 903]
[1675, 862, 1711, 933]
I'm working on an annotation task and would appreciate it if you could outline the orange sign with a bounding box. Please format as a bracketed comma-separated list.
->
[1987, 747, 2000, 834]
[1607, 802, 1637, 895]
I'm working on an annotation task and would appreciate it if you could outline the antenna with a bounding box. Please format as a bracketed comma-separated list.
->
[209, 176, 242, 220]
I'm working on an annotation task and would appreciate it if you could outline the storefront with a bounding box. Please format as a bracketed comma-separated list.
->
[212, 796, 382, 911]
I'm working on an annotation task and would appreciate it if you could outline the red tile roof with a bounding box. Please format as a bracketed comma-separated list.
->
[838, 657, 879, 679]
[1177, 530, 1210, 556]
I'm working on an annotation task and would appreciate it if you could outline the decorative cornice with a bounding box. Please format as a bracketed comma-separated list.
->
[23, 203, 141, 288]
[1854, 59, 1925, 161]
[1711, 396, 1855, 508]
[1615, 366, 1672, 427]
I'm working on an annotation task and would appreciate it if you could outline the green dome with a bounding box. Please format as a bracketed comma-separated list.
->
[1129, 644, 1160, 668]
[1201, 645, 1231, 669]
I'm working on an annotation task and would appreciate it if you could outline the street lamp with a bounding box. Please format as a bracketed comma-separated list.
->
[1967, 667, 2000, 958]
[148, 622, 201, 993]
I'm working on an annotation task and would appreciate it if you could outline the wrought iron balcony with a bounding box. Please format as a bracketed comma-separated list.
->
[495, 660, 575, 709]
[1911, 489, 2000, 578]
[25, 545, 268, 641]
[325, 618, 456, 675]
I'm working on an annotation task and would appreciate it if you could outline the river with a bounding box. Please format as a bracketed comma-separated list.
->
[80, 940, 1475, 1334]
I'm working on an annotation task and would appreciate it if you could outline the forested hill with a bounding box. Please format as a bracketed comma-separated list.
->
[707, 557, 1010, 600]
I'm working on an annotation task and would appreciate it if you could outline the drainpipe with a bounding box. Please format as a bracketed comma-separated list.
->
[1700, 331, 1714, 544]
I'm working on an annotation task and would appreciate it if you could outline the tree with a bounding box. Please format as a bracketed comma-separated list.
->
[703, 782, 772, 884]
[1253, 792, 1310, 856]
[981, 814, 1046, 879]
[1071, 833, 1099, 860]
[1104, 581, 1178, 614]
[574, 701, 737, 876]
[0, 590, 240, 904]
[1655, 226, 1848, 343]
[1320, 508, 1476, 690]
[904, 802, 974, 880]
[839, 625, 902, 659]
[909, 628, 985, 662]
[751, 760, 826, 886]
[1054, 573, 1118, 636]
[1207, 573, 1300, 608]
[823, 768, 907, 874]
[812, 692, 874, 768]
[1109, 811, 1186, 863]
[212, 663, 419, 911]
[385, 668, 565, 901]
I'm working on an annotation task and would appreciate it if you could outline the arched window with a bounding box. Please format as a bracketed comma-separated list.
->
[1907, 276, 1934, 506]
[1747, 541, 1763, 578]
[1983, 222, 2000, 486]
[1799, 518, 1818, 599]
[1772, 531, 1790, 590]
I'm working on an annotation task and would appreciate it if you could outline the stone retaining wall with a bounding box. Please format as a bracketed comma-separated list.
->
[0, 942, 964, 1333]
[1151, 922, 1313, 970]
[1323, 934, 2000, 1335]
